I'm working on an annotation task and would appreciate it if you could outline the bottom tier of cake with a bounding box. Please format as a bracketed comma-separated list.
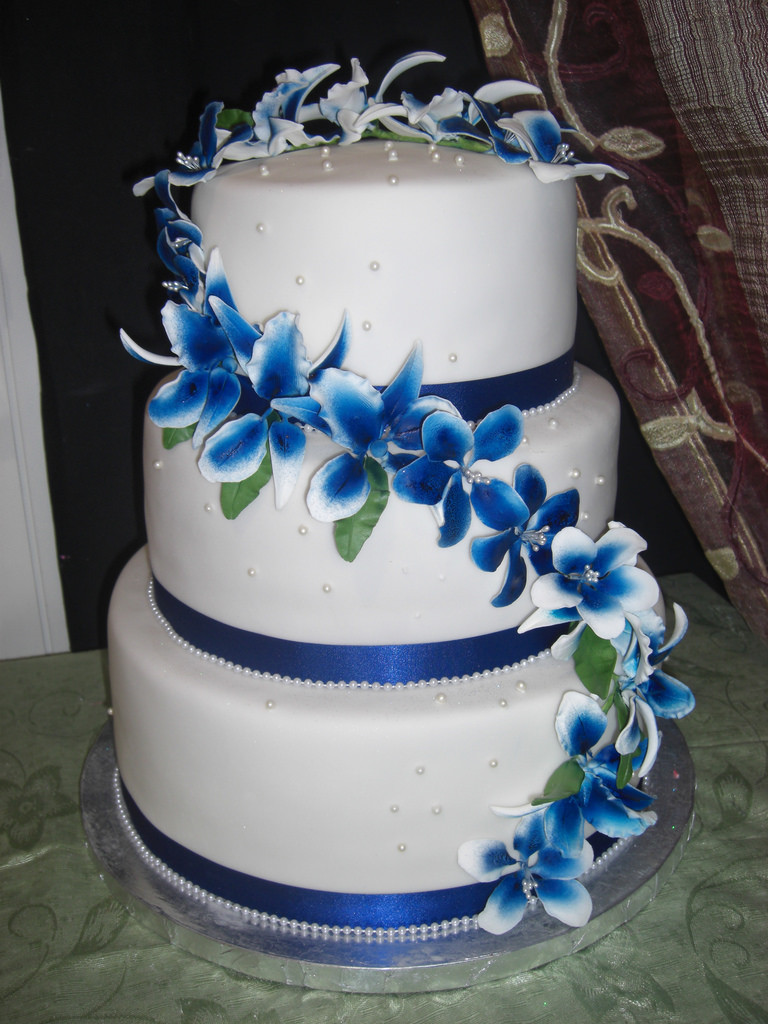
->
[81, 717, 695, 989]
[109, 548, 617, 929]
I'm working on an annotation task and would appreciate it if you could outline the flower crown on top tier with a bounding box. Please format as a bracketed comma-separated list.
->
[133, 51, 623, 197]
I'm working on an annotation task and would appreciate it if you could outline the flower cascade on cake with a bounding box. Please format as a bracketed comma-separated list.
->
[121, 52, 622, 592]
[459, 523, 694, 934]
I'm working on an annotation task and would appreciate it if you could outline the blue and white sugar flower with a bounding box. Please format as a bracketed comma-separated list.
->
[616, 604, 693, 718]
[121, 247, 244, 450]
[611, 604, 694, 774]
[196, 305, 346, 508]
[122, 239, 353, 509]
[392, 404, 525, 547]
[287, 344, 455, 522]
[491, 690, 658, 836]
[458, 803, 594, 934]
[520, 522, 660, 641]
[519, 520, 693, 780]
[470, 464, 580, 607]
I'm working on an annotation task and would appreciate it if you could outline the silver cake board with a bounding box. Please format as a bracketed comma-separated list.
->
[81, 721, 695, 993]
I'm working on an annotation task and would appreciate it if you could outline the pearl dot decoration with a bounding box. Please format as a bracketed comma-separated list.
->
[296, 275, 305, 285]
[596, 474, 606, 486]
[432, 805, 442, 815]
[204, 503, 213, 513]
[256, 222, 266, 233]
[569, 468, 581, 479]
[390, 804, 399, 813]
[499, 698, 508, 708]
[322, 159, 333, 172]
[370, 260, 380, 271]
[415, 766, 426, 775]
[435, 692, 447, 703]
[548, 417, 559, 429]
[489, 759, 499, 768]
[388, 149, 399, 161]
[152, 460, 163, 470]
[516, 680, 527, 694]
[298, 525, 308, 535]
[448, 353, 458, 363]
[388, 174, 399, 186]
[265, 700, 275, 710]
[112, 767, 479, 937]
[322, 583, 332, 594]
[258, 163, 269, 177]
[454, 153, 465, 167]
[362, 320, 372, 331]
[247, 567, 257, 577]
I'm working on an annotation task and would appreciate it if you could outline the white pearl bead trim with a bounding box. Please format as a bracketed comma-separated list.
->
[587, 836, 628, 872]
[146, 577, 552, 690]
[520, 367, 581, 418]
[113, 767, 477, 941]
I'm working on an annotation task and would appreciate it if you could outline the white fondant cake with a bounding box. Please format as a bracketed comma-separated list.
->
[110, 55, 693, 936]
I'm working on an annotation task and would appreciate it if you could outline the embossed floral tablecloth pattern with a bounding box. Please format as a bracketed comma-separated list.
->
[1, 575, 766, 1023]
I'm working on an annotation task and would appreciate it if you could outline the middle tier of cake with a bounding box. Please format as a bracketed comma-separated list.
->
[144, 364, 619, 660]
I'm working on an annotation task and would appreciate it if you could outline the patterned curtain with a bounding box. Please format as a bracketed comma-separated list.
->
[467, 0, 768, 643]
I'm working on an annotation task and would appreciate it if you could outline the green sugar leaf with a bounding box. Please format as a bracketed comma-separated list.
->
[573, 625, 616, 699]
[532, 758, 585, 805]
[162, 424, 196, 449]
[220, 449, 273, 520]
[217, 108, 255, 130]
[615, 751, 635, 790]
[334, 458, 390, 562]
[613, 691, 630, 731]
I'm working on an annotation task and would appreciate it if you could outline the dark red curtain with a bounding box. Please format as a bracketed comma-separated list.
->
[468, 0, 768, 643]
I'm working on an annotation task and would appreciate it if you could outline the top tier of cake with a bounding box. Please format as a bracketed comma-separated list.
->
[191, 140, 577, 389]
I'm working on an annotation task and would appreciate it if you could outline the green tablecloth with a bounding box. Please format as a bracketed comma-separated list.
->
[1, 574, 766, 1023]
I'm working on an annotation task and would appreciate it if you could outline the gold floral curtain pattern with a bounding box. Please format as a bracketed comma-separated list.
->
[467, 0, 768, 643]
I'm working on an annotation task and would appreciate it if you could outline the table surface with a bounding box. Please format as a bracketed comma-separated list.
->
[1, 574, 766, 1023]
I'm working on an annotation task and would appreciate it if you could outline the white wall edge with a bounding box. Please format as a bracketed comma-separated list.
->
[0, 86, 70, 658]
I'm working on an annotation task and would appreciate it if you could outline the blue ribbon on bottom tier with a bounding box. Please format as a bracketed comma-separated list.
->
[153, 578, 566, 684]
[122, 784, 496, 929]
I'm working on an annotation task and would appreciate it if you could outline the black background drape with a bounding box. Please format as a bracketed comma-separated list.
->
[0, 0, 717, 649]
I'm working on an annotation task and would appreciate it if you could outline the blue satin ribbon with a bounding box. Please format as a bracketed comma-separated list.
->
[122, 784, 496, 928]
[153, 578, 564, 684]
[236, 348, 574, 422]
[417, 349, 574, 421]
